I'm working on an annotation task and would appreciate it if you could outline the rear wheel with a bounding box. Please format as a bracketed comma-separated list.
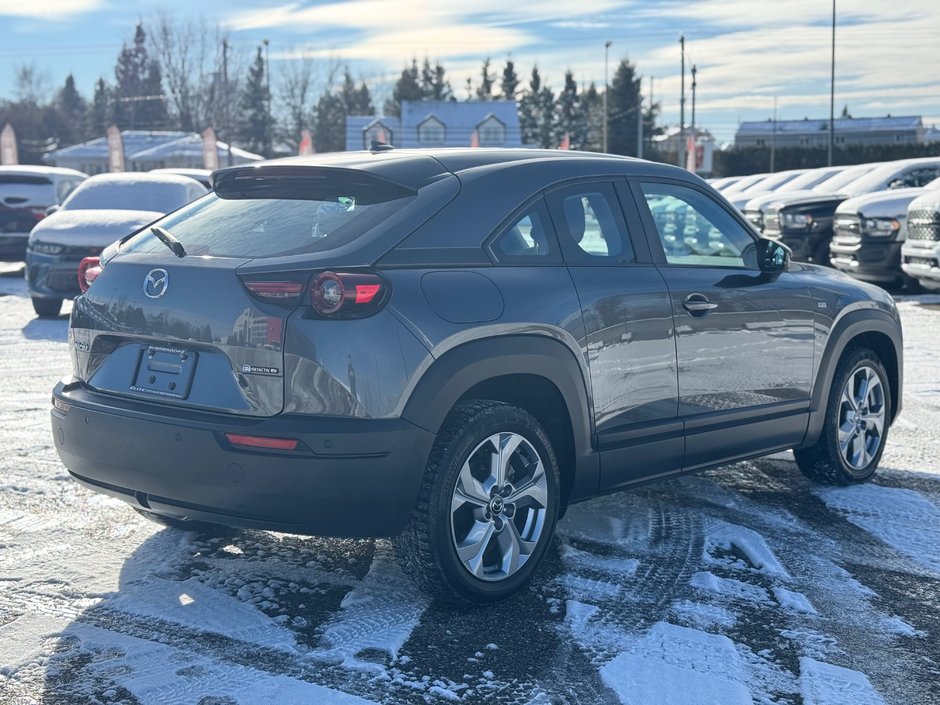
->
[394, 400, 560, 603]
[31, 297, 62, 319]
[794, 346, 890, 484]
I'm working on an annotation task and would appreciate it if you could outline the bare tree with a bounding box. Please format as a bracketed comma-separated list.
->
[277, 54, 318, 151]
[14, 64, 52, 105]
[149, 13, 242, 136]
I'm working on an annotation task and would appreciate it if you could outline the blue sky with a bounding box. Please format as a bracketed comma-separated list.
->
[1, 0, 939, 142]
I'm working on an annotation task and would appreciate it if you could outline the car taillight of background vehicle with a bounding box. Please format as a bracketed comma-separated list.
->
[29, 207, 47, 221]
[77, 257, 101, 293]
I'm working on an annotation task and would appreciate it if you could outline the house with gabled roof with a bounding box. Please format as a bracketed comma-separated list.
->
[345, 100, 522, 151]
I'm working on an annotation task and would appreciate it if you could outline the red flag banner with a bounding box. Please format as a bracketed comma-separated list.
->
[106, 126, 125, 173]
[0, 123, 17, 165]
[685, 135, 697, 172]
[559, 132, 570, 150]
[470, 130, 480, 148]
[298, 129, 314, 155]
[202, 127, 220, 170]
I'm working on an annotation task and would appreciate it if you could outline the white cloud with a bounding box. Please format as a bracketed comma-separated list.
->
[0, 0, 102, 19]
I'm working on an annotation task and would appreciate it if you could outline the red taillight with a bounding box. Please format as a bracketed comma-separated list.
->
[78, 257, 101, 294]
[30, 207, 46, 221]
[244, 280, 306, 300]
[225, 433, 299, 451]
[310, 271, 387, 317]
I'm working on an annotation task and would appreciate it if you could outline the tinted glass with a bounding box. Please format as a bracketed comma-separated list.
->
[493, 207, 553, 258]
[64, 179, 197, 213]
[121, 172, 415, 259]
[641, 182, 755, 268]
[551, 184, 634, 263]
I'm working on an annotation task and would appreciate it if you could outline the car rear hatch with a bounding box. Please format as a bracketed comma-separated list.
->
[69, 160, 456, 418]
[0, 174, 53, 235]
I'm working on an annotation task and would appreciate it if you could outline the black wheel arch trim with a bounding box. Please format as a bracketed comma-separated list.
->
[400, 334, 599, 502]
[801, 308, 903, 448]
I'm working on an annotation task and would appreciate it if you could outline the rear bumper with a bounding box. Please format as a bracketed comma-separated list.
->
[27, 251, 83, 299]
[52, 381, 435, 537]
[830, 240, 904, 283]
[0, 233, 28, 261]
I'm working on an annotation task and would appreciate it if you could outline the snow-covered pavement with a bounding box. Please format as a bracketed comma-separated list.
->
[0, 265, 938, 705]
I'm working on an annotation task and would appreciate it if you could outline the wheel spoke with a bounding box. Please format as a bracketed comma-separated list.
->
[838, 422, 855, 453]
[505, 461, 548, 509]
[866, 408, 885, 436]
[854, 369, 871, 410]
[455, 520, 496, 577]
[842, 385, 858, 412]
[497, 433, 525, 488]
[452, 463, 490, 513]
[496, 520, 536, 576]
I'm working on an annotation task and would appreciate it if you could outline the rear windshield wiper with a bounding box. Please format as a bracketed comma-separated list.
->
[150, 226, 187, 258]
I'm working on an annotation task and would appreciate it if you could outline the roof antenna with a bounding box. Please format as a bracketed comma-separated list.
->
[370, 140, 394, 153]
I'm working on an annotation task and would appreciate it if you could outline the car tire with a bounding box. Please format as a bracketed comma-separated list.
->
[133, 507, 235, 536]
[394, 400, 560, 603]
[794, 346, 891, 485]
[32, 297, 62, 319]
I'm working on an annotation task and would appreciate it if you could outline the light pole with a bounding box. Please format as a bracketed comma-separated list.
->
[770, 96, 777, 172]
[603, 40, 612, 153]
[263, 38, 272, 158]
[690, 64, 697, 171]
[828, 0, 836, 166]
[679, 34, 686, 168]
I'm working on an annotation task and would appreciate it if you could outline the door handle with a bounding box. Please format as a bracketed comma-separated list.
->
[682, 294, 718, 315]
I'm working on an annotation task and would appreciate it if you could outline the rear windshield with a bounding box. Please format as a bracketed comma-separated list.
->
[63, 179, 191, 213]
[120, 171, 416, 259]
[0, 176, 55, 206]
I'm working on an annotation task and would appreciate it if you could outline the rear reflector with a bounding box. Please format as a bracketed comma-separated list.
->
[244, 281, 306, 299]
[225, 433, 299, 451]
[355, 283, 382, 304]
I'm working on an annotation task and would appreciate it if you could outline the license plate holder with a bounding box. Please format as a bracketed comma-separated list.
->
[131, 346, 198, 400]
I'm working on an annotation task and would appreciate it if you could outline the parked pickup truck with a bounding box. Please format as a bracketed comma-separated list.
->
[901, 190, 940, 291]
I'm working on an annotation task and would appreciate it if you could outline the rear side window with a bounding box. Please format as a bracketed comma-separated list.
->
[491, 200, 558, 261]
[64, 180, 195, 213]
[0, 175, 55, 206]
[121, 170, 416, 259]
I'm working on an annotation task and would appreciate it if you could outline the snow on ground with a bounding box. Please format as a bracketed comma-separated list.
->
[0, 264, 939, 704]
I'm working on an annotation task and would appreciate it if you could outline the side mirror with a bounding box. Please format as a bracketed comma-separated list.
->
[45, 205, 59, 216]
[756, 237, 790, 275]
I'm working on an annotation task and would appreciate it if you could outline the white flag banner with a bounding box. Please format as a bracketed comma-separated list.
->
[0, 123, 17, 165]
[106, 126, 125, 173]
[202, 127, 220, 170]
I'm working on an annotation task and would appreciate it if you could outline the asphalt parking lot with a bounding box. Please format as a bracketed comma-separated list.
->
[0, 265, 938, 705]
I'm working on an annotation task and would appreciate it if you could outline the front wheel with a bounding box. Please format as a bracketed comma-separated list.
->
[794, 346, 891, 484]
[394, 400, 560, 603]
[32, 297, 62, 319]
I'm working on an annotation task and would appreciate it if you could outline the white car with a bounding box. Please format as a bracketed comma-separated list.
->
[0, 166, 87, 262]
[150, 168, 213, 190]
[902, 189, 940, 291]
[25, 173, 207, 318]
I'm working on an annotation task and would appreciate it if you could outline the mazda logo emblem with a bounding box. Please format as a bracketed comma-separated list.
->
[143, 268, 169, 299]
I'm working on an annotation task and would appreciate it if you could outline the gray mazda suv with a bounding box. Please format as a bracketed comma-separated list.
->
[52, 148, 903, 602]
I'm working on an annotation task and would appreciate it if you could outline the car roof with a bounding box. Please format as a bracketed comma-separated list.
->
[0, 165, 87, 178]
[214, 148, 696, 191]
[79, 172, 202, 187]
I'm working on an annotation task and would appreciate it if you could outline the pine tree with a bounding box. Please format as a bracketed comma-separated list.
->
[518, 66, 543, 146]
[341, 69, 373, 115]
[556, 70, 578, 147]
[607, 58, 643, 156]
[427, 61, 453, 101]
[88, 78, 112, 136]
[113, 23, 168, 129]
[314, 90, 346, 152]
[537, 82, 555, 149]
[56, 74, 87, 142]
[476, 58, 494, 100]
[500, 59, 519, 100]
[238, 46, 273, 157]
[384, 59, 422, 116]
[579, 82, 604, 152]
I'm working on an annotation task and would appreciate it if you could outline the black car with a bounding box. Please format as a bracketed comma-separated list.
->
[52, 149, 903, 602]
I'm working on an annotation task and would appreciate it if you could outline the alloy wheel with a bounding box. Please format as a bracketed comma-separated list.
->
[449, 432, 548, 582]
[838, 365, 886, 471]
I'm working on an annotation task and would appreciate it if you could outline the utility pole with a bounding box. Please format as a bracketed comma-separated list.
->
[223, 39, 233, 166]
[829, 0, 836, 166]
[692, 64, 698, 165]
[603, 40, 612, 153]
[263, 38, 272, 158]
[770, 96, 777, 172]
[679, 34, 686, 168]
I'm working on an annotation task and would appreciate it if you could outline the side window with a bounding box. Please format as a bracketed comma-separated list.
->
[904, 167, 940, 188]
[490, 200, 559, 262]
[547, 183, 635, 264]
[57, 178, 80, 203]
[639, 182, 756, 269]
